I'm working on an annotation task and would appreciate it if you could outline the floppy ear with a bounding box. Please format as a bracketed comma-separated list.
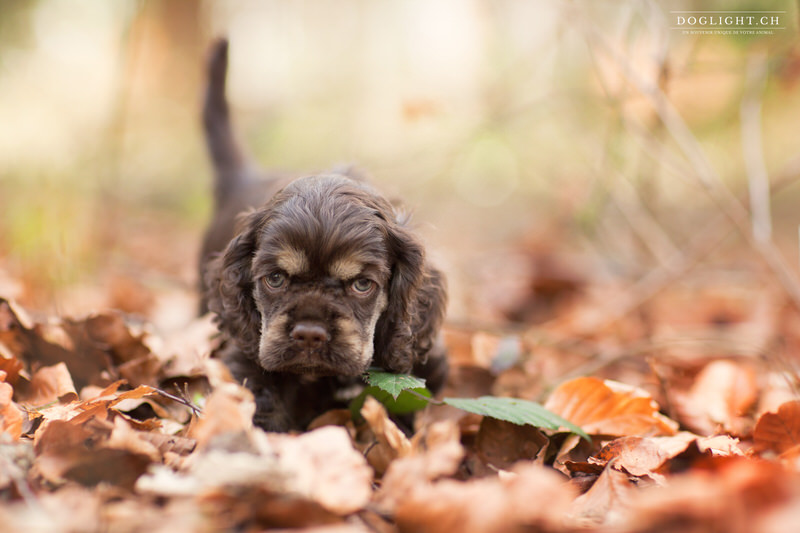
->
[372, 220, 426, 374]
[205, 209, 265, 357]
[409, 265, 448, 392]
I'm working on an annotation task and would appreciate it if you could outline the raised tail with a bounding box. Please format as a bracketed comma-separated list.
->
[203, 38, 246, 207]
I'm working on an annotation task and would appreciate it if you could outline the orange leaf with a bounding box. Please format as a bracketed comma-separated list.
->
[545, 377, 678, 437]
[592, 436, 667, 476]
[0, 380, 22, 440]
[754, 400, 800, 455]
[17, 362, 78, 406]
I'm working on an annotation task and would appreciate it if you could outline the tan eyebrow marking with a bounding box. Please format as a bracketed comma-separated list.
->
[275, 247, 309, 276]
[328, 257, 363, 280]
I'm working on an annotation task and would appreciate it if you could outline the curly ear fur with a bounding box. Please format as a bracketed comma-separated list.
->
[373, 218, 447, 378]
[205, 210, 265, 357]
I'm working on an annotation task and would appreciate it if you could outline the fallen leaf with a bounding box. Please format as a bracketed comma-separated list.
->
[265, 426, 374, 514]
[16, 362, 78, 406]
[378, 421, 464, 511]
[33, 417, 155, 488]
[754, 400, 800, 456]
[199, 485, 344, 530]
[625, 456, 800, 532]
[474, 416, 549, 472]
[394, 462, 575, 533]
[0, 342, 24, 385]
[592, 436, 667, 477]
[188, 381, 255, 453]
[568, 461, 636, 527]
[674, 360, 758, 436]
[544, 377, 678, 436]
[361, 396, 411, 475]
[0, 375, 22, 440]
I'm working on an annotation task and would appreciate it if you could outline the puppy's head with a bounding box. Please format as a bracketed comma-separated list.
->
[207, 175, 425, 376]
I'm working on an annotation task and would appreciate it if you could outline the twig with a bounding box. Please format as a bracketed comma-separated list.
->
[609, 169, 682, 265]
[571, 5, 800, 311]
[741, 51, 771, 244]
[406, 389, 443, 406]
[152, 386, 203, 416]
[575, 211, 735, 335]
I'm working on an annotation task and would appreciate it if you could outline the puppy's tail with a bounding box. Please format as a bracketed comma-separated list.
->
[204, 38, 246, 207]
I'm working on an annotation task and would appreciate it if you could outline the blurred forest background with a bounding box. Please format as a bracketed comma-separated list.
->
[1, 0, 799, 335]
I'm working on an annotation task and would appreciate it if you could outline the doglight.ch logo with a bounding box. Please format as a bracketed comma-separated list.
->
[671, 10, 786, 35]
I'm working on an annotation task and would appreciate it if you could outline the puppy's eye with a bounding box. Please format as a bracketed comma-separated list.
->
[351, 278, 374, 295]
[263, 272, 288, 290]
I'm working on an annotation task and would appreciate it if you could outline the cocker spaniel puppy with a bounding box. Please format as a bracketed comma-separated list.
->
[200, 39, 448, 432]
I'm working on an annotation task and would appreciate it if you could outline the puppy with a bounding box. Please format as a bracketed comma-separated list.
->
[200, 39, 448, 432]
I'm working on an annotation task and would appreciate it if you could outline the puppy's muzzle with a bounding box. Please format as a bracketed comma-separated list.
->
[290, 321, 330, 355]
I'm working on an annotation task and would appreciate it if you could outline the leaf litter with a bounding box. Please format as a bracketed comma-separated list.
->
[2, 267, 800, 533]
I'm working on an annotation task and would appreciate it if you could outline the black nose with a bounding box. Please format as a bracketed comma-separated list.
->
[290, 322, 329, 351]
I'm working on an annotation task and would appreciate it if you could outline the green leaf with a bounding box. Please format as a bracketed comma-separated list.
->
[351, 385, 432, 417]
[443, 396, 590, 441]
[365, 370, 427, 400]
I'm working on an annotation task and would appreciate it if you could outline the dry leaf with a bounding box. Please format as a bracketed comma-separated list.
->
[16, 362, 78, 406]
[592, 436, 668, 477]
[378, 421, 464, 511]
[394, 463, 575, 533]
[266, 426, 374, 515]
[474, 416, 549, 472]
[545, 377, 678, 436]
[361, 396, 411, 474]
[189, 381, 255, 453]
[625, 457, 800, 532]
[568, 461, 636, 527]
[33, 417, 154, 488]
[0, 375, 22, 440]
[674, 360, 758, 436]
[754, 400, 800, 456]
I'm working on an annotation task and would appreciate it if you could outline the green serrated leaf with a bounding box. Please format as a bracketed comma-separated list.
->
[365, 370, 427, 400]
[443, 396, 590, 441]
[351, 385, 432, 417]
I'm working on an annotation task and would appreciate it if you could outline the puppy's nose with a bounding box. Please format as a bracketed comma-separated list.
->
[290, 322, 329, 351]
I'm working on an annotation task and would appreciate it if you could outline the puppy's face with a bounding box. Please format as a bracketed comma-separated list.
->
[248, 176, 395, 376]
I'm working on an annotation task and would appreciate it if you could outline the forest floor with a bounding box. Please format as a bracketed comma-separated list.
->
[2, 216, 800, 533]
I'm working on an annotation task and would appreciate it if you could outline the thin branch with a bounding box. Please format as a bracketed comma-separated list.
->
[152, 386, 203, 416]
[571, 5, 800, 310]
[741, 51, 772, 244]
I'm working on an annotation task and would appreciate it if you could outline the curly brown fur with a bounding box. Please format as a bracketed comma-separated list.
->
[201, 39, 448, 432]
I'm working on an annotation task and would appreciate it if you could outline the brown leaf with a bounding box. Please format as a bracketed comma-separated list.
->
[474, 416, 548, 472]
[394, 463, 575, 533]
[200, 487, 344, 530]
[16, 362, 78, 406]
[568, 461, 636, 527]
[189, 381, 255, 453]
[0, 342, 24, 385]
[266, 426, 374, 515]
[592, 436, 667, 477]
[33, 417, 155, 488]
[137, 432, 196, 456]
[625, 457, 800, 532]
[80, 312, 161, 386]
[361, 396, 411, 475]
[378, 421, 464, 511]
[650, 432, 744, 461]
[754, 400, 800, 456]
[0, 375, 22, 440]
[545, 377, 678, 436]
[674, 360, 758, 436]
[307, 408, 354, 431]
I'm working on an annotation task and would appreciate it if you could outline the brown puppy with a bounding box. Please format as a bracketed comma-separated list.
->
[200, 39, 448, 431]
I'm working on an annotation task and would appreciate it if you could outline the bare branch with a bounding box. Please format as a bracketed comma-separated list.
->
[741, 52, 771, 244]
